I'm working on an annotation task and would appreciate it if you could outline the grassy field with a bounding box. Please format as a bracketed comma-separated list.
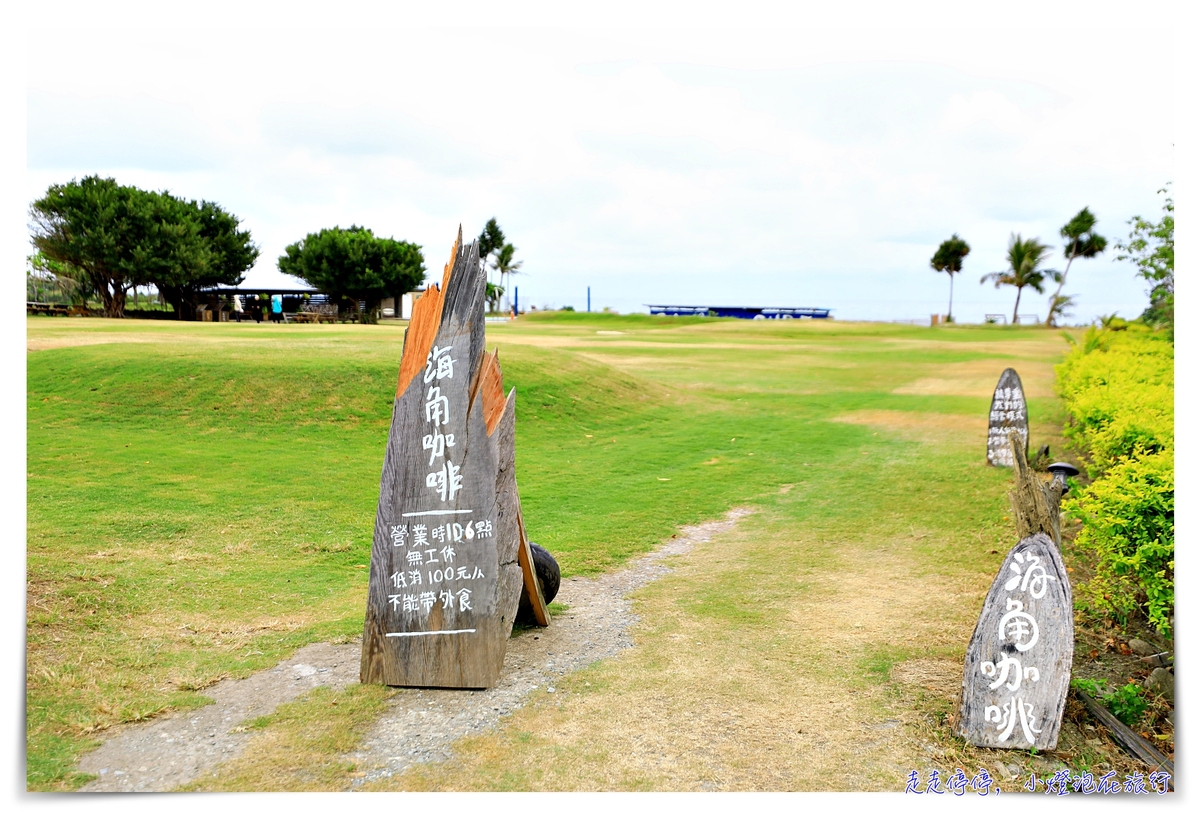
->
[27, 313, 1095, 790]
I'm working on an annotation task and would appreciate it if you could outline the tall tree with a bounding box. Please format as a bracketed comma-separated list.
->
[1114, 185, 1173, 328]
[1044, 207, 1106, 326]
[981, 234, 1058, 324]
[930, 233, 970, 322]
[29, 176, 258, 319]
[476, 218, 506, 281]
[490, 243, 523, 313]
[156, 199, 259, 319]
[277, 226, 425, 319]
[30, 177, 209, 317]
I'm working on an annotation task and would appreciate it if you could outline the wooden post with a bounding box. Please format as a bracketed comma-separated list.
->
[360, 228, 547, 689]
[986, 368, 1028, 467]
[1006, 429, 1064, 547]
[957, 532, 1074, 750]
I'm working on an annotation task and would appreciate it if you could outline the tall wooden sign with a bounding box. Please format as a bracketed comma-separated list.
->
[986, 368, 1028, 467]
[956, 532, 1074, 750]
[361, 229, 547, 689]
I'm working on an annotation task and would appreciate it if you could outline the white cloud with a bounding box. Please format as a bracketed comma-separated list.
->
[22, 16, 1173, 322]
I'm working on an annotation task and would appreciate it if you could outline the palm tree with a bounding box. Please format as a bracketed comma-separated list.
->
[981, 234, 1058, 324]
[490, 243, 523, 314]
[476, 218, 506, 286]
[1044, 207, 1105, 326]
[930, 233, 971, 321]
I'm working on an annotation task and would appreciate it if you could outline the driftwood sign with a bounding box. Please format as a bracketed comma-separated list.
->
[361, 228, 548, 689]
[957, 532, 1074, 750]
[986, 368, 1028, 467]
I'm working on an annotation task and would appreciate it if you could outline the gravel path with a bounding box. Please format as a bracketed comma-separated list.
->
[75, 508, 754, 792]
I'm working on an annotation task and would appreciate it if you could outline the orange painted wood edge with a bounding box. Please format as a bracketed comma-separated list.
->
[480, 350, 506, 436]
[516, 508, 550, 626]
[396, 229, 460, 397]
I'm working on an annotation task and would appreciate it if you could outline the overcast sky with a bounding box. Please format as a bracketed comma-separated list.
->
[20, 4, 1176, 322]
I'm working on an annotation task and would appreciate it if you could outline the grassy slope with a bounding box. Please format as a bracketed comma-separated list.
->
[26, 315, 1070, 789]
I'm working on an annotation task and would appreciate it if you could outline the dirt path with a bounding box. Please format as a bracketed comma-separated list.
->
[74, 510, 754, 791]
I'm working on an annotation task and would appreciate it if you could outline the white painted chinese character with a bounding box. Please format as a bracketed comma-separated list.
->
[431, 524, 445, 543]
[388, 594, 404, 610]
[980, 657, 1041, 693]
[402, 594, 418, 613]
[408, 570, 422, 585]
[456, 566, 469, 580]
[471, 566, 484, 579]
[424, 345, 456, 383]
[998, 598, 1039, 651]
[424, 548, 440, 564]
[984, 697, 1043, 744]
[419, 591, 437, 611]
[439, 589, 456, 609]
[475, 519, 493, 538]
[412, 524, 429, 547]
[406, 550, 423, 566]
[425, 385, 450, 426]
[441, 545, 456, 563]
[422, 430, 456, 465]
[458, 588, 472, 612]
[390, 524, 408, 548]
[1004, 552, 1052, 599]
[390, 571, 408, 589]
[425, 459, 463, 502]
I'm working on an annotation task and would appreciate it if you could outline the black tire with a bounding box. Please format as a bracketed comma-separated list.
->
[515, 542, 560, 626]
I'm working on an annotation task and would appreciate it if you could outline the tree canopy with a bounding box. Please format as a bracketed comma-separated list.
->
[981, 234, 1058, 324]
[1044, 207, 1106, 326]
[1114, 185, 1173, 328]
[930, 233, 970, 321]
[276, 226, 425, 318]
[29, 176, 258, 318]
[477, 218, 506, 266]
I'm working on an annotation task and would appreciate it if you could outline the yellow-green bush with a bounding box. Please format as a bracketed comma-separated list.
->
[1057, 326, 1174, 635]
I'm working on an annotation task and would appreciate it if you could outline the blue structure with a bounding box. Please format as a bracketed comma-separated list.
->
[647, 305, 832, 320]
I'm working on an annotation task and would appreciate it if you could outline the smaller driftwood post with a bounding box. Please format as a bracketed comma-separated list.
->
[986, 368, 1028, 467]
[360, 228, 548, 689]
[958, 436, 1074, 750]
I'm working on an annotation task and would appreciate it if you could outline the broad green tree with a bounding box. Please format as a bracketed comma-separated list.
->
[1044, 207, 1106, 326]
[1114, 185, 1173, 328]
[277, 226, 425, 319]
[930, 233, 970, 322]
[29, 176, 257, 318]
[981, 234, 1058, 324]
[156, 199, 260, 319]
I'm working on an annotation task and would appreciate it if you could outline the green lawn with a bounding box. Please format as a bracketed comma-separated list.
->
[26, 314, 1073, 789]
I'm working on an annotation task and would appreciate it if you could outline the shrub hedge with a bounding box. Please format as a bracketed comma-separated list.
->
[1057, 325, 1174, 635]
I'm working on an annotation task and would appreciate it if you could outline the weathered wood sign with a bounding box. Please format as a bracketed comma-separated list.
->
[956, 532, 1073, 750]
[986, 368, 1028, 467]
[361, 228, 547, 688]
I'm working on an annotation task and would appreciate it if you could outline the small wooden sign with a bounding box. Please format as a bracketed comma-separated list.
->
[956, 532, 1074, 750]
[986, 368, 1028, 467]
[360, 228, 547, 688]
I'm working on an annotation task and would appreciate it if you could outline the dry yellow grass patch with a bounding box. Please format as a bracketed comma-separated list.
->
[831, 409, 984, 447]
[373, 515, 992, 792]
[892, 358, 1059, 398]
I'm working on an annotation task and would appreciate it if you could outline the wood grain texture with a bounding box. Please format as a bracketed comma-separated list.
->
[479, 350, 506, 437]
[956, 532, 1074, 750]
[362, 233, 528, 688]
[986, 368, 1028, 467]
[516, 508, 549, 626]
[1007, 429, 1064, 547]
